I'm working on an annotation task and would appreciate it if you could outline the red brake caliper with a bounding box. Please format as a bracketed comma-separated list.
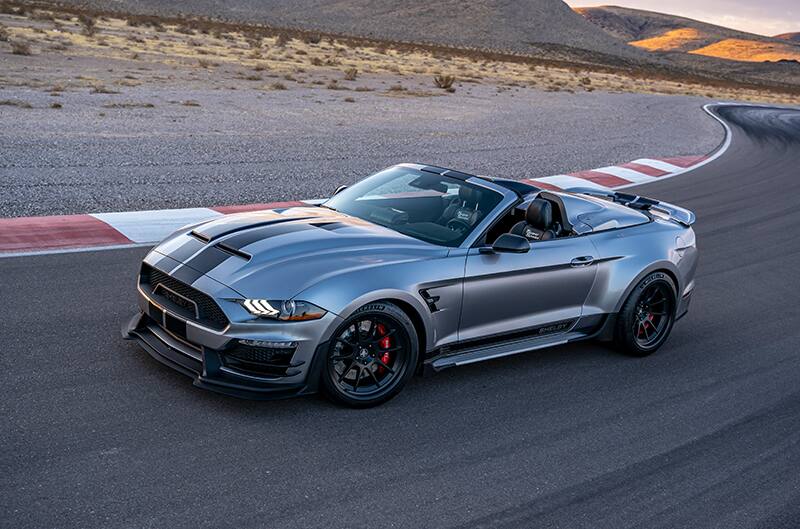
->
[376, 323, 391, 374]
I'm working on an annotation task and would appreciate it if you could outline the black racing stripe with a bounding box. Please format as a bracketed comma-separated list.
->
[222, 222, 314, 251]
[170, 264, 204, 285]
[184, 246, 232, 275]
[194, 215, 304, 241]
[166, 237, 206, 264]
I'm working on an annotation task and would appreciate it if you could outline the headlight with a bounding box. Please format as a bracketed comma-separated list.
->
[240, 299, 327, 321]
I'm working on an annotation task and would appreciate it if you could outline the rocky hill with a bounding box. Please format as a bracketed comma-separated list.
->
[576, 5, 800, 63]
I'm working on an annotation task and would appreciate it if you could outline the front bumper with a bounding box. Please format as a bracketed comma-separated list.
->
[124, 311, 334, 400]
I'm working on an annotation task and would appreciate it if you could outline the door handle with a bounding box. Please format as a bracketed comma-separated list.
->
[570, 256, 594, 267]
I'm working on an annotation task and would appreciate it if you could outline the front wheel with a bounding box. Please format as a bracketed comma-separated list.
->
[321, 302, 418, 407]
[613, 272, 677, 357]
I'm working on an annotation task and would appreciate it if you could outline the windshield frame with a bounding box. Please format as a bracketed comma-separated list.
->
[322, 165, 516, 249]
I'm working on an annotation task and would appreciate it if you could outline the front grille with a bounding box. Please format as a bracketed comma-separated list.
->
[141, 264, 229, 330]
[221, 343, 300, 378]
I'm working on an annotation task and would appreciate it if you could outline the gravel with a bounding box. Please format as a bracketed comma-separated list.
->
[0, 81, 723, 217]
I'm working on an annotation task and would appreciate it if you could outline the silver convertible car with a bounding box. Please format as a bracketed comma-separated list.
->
[124, 163, 698, 407]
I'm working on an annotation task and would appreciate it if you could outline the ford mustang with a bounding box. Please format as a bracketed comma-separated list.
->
[124, 163, 698, 407]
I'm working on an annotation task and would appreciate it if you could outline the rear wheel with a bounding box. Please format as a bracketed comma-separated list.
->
[321, 302, 418, 407]
[613, 272, 677, 357]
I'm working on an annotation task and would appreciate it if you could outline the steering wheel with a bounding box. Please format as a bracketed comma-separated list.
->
[446, 218, 472, 232]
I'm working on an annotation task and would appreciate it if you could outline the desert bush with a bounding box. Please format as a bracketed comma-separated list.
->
[434, 75, 455, 89]
[0, 27, 9, 42]
[103, 101, 155, 108]
[304, 33, 322, 45]
[10, 40, 32, 55]
[50, 102, 62, 109]
[343, 68, 357, 81]
[30, 10, 55, 22]
[275, 34, 289, 47]
[90, 84, 120, 94]
[197, 58, 216, 68]
[269, 82, 287, 90]
[354, 86, 373, 92]
[175, 24, 195, 36]
[310, 57, 323, 66]
[0, 99, 33, 108]
[78, 14, 96, 36]
[388, 84, 406, 92]
[344, 97, 355, 103]
[326, 79, 345, 90]
[253, 63, 268, 72]
[579, 76, 592, 86]
[181, 100, 201, 106]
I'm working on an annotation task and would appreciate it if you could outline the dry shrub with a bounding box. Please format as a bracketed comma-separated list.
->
[0, 27, 8, 42]
[253, 63, 269, 72]
[50, 102, 62, 109]
[354, 86, 373, 92]
[579, 77, 592, 86]
[304, 33, 322, 45]
[11, 40, 32, 55]
[0, 99, 33, 108]
[269, 82, 287, 90]
[343, 68, 358, 81]
[275, 34, 290, 47]
[434, 75, 455, 89]
[197, 58, 216, 68]
[181, 100, 201, 107]
[327, 79, 345, 90]
[388, 84, 406, 92]
[344, 97, 355, 103]
[310, 57, 323, 66]
[103, 101, 155, 108]
[90, 84, 120, 94]
[78, 14, 96, 36]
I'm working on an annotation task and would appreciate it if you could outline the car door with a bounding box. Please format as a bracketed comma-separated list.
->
[458, 237, 598, 342]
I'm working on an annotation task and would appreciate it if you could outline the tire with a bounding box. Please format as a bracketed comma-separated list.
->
[321, 301, 418, 408]
[613, 272, 677, 357]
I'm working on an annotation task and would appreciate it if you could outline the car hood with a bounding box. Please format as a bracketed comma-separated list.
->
[153, 206, 448, 299]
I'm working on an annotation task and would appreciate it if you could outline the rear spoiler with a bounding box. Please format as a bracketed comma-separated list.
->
[570, 188, 696, 227]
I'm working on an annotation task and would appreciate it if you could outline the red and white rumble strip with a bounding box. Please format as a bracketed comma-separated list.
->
[0, 156, 707, 256]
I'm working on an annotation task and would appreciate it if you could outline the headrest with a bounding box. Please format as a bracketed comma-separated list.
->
[526, 198, 552, 229]
[459, 186, 477, 203]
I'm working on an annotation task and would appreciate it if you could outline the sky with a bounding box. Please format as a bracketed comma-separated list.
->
[565, 0, 800, 36]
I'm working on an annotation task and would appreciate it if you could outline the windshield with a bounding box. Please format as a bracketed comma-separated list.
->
[324, 166, 504, 247]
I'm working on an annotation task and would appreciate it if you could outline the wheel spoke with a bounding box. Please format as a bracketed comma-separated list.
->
[331, 353, 354, 361]
[374, 357, 395, 374]
[367, 366, 382, 387]
[370, 328, 397, 344]
[353, 366, 362, 391]
[642, 321, 652, 341]
[337, 361, 355, 383]
[334, 337, 357, 348]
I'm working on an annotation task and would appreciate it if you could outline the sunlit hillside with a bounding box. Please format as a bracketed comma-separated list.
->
[578, 6, 800, 63]
[690, 39, 800, 63]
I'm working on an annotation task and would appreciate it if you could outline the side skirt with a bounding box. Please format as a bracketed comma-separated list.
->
[423, 314, 610, 375]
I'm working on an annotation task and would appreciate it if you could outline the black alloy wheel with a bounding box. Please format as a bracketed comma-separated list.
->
[322, 302, 418, 407]
[614, 272, 677, 357]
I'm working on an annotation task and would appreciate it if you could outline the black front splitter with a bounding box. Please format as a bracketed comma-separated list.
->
[122, 312, 322, 401]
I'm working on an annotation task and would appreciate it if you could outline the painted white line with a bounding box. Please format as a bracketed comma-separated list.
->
[629, 159, 685, 173]
[90, 207, 222, 243]
[591, 166, 659, 184]
[536, 175, 612, 191]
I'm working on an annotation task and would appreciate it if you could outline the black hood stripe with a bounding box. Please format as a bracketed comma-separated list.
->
[194, 214, 309, 241]
[221, 222, 315, 251]
[184, 245, 232, 275]
[167, 236, 206, 264]
[170, 263, 205, 285]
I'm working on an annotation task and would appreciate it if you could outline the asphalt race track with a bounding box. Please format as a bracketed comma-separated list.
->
[2, 104, 800, 528]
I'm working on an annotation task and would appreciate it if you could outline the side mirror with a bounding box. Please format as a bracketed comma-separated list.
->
[333, 185, 348, 196]
[487, 233, 530, 254]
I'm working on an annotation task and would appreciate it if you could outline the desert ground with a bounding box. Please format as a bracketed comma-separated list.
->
[4, 5, 797, 217]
